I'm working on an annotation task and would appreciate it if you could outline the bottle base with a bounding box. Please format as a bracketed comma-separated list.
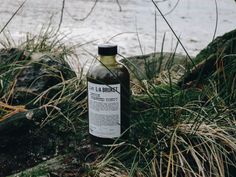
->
[90, 134, 126, 147]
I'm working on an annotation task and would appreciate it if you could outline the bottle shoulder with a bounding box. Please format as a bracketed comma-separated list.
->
[87, 61, 129, 75]
[87, 62, 130, 84]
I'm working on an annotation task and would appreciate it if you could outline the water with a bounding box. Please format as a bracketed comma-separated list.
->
[0, 0, 236, 65]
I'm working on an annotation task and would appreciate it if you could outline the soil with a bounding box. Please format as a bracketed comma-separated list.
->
[0, 128, 78, 177]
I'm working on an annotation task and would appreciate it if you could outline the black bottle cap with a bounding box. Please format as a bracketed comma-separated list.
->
[98, 44, 118, 56]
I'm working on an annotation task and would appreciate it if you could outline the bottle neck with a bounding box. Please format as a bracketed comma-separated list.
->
[100, 55, 117, 66]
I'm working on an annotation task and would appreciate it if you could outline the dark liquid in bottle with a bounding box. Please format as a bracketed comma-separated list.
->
[87, 60, 130, 145]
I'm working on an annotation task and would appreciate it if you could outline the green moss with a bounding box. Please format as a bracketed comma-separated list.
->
[194, 28, 236, 65]
[10, 167, 48, 177]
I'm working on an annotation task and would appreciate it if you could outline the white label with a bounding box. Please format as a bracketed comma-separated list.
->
[88, 82, 121, 138]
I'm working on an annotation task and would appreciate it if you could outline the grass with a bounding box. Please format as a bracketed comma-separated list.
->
[0, 8, 236, 177]
[2, 29, 236, 176]
[0, 26, 87, 165]
[84, 35, 236, 177]
[18, 168, 48, 177]
[87, 66, 236, 177]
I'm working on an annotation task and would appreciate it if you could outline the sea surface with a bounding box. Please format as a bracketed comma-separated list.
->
[0, 0, 236, 66]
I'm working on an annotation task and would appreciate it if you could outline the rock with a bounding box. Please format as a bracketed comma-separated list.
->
[177, 28, 236, 103]
[120, 52, 187, 94]
[121, 52, 187, 81]
[8, 155, 66, 177]
[178, 28, 236, 88]
[0, 109, 45, 138]
[0, 49, 77, 108]
[13, 53, 76, 108]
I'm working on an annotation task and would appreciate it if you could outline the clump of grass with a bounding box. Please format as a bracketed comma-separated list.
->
[86, 39, 236, 177]
[92, 119, 236, 176]
[0, 28, 93, 177]
[0, 25, 87, 139]
[20, 28, 87, 132]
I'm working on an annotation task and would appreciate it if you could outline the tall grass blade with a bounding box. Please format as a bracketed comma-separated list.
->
[151, 0, 195, 68]
[0, 0, 27, 35]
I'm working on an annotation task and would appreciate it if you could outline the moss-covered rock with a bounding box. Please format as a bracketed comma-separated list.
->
[178, 29, 236, 103]
[179, 29, 236, 87]
[121, 52, 187, 81]
[0, 49, 77, 108]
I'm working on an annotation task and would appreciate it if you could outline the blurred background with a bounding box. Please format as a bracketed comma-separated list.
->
[0, 0, 236, 63]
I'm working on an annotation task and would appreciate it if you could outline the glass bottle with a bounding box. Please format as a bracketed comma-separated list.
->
[87, 44, 130, 145]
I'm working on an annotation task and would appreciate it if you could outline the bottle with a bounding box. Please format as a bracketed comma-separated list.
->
[87, 44, 130, 145]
